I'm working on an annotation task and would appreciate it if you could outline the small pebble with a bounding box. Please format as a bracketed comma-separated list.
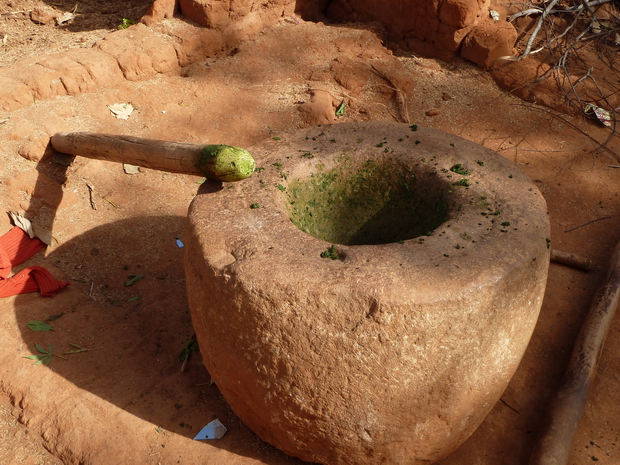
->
[426, 109, 440, 117]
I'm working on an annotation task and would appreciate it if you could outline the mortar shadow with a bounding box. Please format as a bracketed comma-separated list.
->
[9, 153, 310, 463]
[11, 213, 312, 463]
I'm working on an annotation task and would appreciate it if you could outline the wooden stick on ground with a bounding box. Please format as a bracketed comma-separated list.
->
[370, 64, 411, 124]
[550, 249, 592, 271]
[530, 240, 620, 465]
[50, 132, 256, 182]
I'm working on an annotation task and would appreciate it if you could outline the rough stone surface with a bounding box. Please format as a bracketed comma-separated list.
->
[185, 122, 551, 464]
[461, 18, 517, 68]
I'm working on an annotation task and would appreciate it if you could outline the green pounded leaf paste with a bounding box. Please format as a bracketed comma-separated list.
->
[285, 158, 449, 245]
[197, 145, 256, 182]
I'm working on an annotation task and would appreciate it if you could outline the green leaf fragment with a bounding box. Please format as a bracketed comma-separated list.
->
[450, 164, 470, 175]
[27, 321, 54, 332]
[179, 339, 199, 362]
[26, 343, 55, 366]
[34, 342, 48, 354]
[118, 18, 136, 30]
[335, 100, 346, 116]
[320, 245, 340, 260]
[124, 274, 145, 286]
[25, 354, 51, 366]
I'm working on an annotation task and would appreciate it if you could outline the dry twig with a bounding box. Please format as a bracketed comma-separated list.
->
[508, 0, 613, 21]
[512, 103, 620, 162]
[564, 215, 614, 232]
[370, 64, 411, 124]
[83, 178, 97, 210]
[508, 0, 620, 143]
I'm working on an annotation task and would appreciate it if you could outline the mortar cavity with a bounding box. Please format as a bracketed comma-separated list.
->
[285, 158, 450, 245]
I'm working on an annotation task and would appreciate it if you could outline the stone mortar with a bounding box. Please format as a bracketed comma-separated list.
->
[185, 121, 550, 464]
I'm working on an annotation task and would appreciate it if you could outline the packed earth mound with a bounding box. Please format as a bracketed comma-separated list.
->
[0, 0, 619, 464]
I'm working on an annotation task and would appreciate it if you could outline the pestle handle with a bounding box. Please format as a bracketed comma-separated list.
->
[50, 132, 255, 182]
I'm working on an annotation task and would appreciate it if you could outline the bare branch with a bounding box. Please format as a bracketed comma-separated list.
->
[508, 0, 614, 21]
[515, 0, 563, 61]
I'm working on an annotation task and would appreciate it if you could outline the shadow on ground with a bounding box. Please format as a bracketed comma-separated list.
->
[11, 214, 310, 463]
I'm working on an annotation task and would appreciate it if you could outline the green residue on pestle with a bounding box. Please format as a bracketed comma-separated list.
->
[196, 145, 256, 182]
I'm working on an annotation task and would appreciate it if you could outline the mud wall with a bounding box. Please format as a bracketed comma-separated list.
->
[163, 0, 516, 67]
[326, 0, 488, 61]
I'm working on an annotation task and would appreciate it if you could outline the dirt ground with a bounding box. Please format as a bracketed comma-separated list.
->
[0, 0, 619, 464]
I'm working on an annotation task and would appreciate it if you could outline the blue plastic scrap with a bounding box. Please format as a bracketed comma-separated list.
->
[193, 419, 227, 440]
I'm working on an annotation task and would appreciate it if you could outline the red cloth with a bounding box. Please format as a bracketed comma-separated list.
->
[0, 227, 69, 298]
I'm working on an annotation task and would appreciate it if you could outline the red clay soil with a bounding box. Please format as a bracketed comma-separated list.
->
[0, 1, 619, 464]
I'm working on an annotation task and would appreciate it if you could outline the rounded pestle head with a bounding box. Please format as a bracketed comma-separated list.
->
[197, 145, 256, 182]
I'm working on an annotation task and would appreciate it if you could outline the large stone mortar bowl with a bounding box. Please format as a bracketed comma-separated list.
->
[184, 122, 550, 464]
